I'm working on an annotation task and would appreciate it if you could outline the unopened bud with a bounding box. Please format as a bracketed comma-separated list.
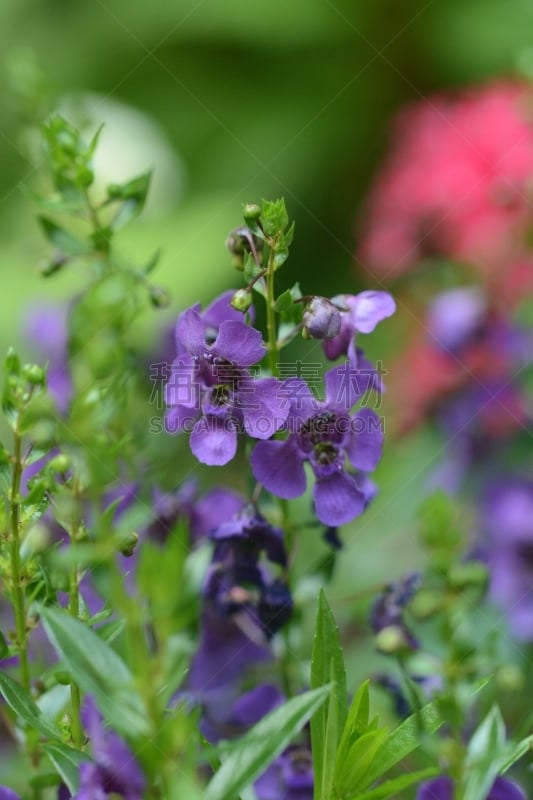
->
[149, 285, 171, 308]
[40, 251, 68, 277]
[410, 589, 442, 619]
[242, 203, 261, 224]
[448, 562, 488, 592]
[48, 454, 71, 474]
[23, 364, 46, 386]
[375, 625, 410, 655]
[225, 226, 262, 266]
[302, 297, 341, 340]
[117, 531, 139, 557]
[230, 289, 253, 313]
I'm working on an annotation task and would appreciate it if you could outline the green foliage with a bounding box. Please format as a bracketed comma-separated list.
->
[204, 686, 331, 800]
[40, 605, 150, 737]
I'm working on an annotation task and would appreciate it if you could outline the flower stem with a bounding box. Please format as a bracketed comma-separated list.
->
[10, 429, 30, 692]
[265, 244, 278, 378]
[68, 564, 84, 748]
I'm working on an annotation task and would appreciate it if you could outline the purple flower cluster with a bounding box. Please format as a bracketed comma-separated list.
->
[164, 289, 394, 526]
[165, 293, 289, 465]
[417, 775, 525, 800]
[251, 363, 383, 525]
[187, 505, 292, 733]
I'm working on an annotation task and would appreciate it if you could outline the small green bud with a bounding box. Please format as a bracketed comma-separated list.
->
[242, 203, 261, 224]
[410, 589, 443, 619]
[118, 531, 139, 557]
[48, 454, 71, 474]
[77, 166, 94, 187]
[39, 250, 68, 277]
[231, 253, 245, 271]
[148, 285, 171, 308]
[54, 669, 72, 686]
[230, 289, 253, 313]
[447, 562, 488, 592]
[375, 625, 410, 655]
[23, 364, 46, 386]
[495, 664, 524, 692]
[5, 348, 20, 376]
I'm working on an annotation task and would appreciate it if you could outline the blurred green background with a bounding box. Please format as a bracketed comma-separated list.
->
[1, 0, 533, 716]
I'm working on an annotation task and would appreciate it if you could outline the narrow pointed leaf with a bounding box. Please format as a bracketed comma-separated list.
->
[204, 685, 331, 800]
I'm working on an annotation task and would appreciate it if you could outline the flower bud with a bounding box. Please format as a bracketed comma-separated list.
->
[375, 625, 410, 654]
[447, 562, 488, 592]
[149, 285, 171, 308]
[48, 454, 71, 474]
[23, 364, 46, 386]
[302, 296, 341, 340]
[242, 203, 261, 224]
[225, 226, 262, 266]
[40, 250, 68, 277]
[230, 289, 253, 313]
[117, 531, 139, 557]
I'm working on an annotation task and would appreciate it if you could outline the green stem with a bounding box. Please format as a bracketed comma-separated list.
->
[10, 429, 30, 692]
[68, 564, 83, 747]
[265, 245, 278, 378]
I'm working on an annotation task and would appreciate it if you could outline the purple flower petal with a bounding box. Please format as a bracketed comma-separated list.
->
[165, 404, 199, 434]
[176, 307, 206, 354]
[214, 321, 266, 366]
[164, 357, 198, 408]
[0, 788, 22, 800]
[190, 488, 245, 539]
[203, 290, 245, 327]
[344, 408, 384, 471]
[349, 291, 396, 334]
[488, 777, 526, 800]
[240, 378, 289, 439]
[323, 318, 353, 360]
[313, 472, 367, 526]
[190, 416, 238, 465]
[251, 438, 307, 499]
[416, 776, 454, 800]
[324, 363, 362, 411]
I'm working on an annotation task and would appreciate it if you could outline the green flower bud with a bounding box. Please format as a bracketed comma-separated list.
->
[242, 203, 261, 224]
[54, 669, 72, 686]
[149, 285, 171, 308]
[375, 625, 410, 655]
[230, 289, 253, 313]
[495, 664, 524, 692]
[410, 589, 443, 619]
[48, 454, 71, 474]
[39, 250, 68, 277]
[447, 562, 488, 592]
[23, 364, 46, 386]
[118, 531, 139, 557]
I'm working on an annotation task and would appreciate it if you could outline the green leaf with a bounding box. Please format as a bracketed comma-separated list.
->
[261, 198, 289, 237]
[44, 743, 89, 794]
[461, 706, 507, 800]
[310, 589, 347, 800]
[40, 605, 149, 737]
[204, 685, 331, 800]
[346, 767, 439, 800]
[0, 672, 61, 739]
[498, 733, 533, 774]
[38, 216, 87, 255]
[109, 172, 151, 229]
[335, 680, 370, 770]
[362, 699, 445, 788]
[0, 630, 8, 659]
[335, 728, 389, 794]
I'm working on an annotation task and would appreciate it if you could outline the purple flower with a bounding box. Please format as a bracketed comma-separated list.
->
[416, 776, 525, 800]
[201, 683, 284, 743]
[370, 573, 421, 650]
[251, 364, 384, 526]
[427, 287, 488, 352]
[188, 508, 291, 713]
[324, 291, 396, 361]
[144, 480, 244, 543]
[302, 297, 341, 340]
[255, 746, 314, 800]
[24, 304, 72, 414]
[0, 788, 21, 800]
[480, 478, 533, 640]
[74, 697, 146, 800]
[165, 302, 289, 465]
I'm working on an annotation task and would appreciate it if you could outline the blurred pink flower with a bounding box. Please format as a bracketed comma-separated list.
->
[358, 82, 533, 282]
